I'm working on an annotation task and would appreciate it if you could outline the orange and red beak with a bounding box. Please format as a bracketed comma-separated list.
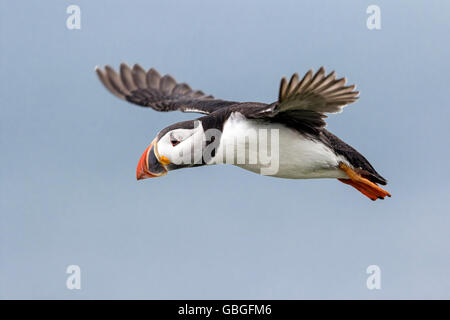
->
[136, 138, 171, 180]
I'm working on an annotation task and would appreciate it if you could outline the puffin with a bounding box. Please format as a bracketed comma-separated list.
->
[95, 63, 391, 201]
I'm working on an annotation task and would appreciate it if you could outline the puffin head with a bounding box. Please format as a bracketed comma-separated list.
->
[136, 120, 207, 180]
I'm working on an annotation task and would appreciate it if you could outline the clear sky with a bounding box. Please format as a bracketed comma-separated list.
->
[1, 0, 450, 299]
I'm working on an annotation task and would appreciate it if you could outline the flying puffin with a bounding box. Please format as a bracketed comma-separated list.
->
[95, 63, 391, 201]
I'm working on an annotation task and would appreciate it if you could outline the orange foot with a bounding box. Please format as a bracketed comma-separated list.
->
[338, 163, 391, 201]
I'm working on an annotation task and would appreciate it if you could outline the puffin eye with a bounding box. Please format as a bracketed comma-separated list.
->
[170, 138, 181, 147]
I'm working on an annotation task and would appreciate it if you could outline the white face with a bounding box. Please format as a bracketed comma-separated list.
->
[157, 121, 205, 166]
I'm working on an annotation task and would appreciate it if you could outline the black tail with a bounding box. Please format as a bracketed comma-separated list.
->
[320, 130, 388, 186]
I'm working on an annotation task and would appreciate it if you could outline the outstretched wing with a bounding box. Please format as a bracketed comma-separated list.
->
[95, 63, 238, 115]
[277, 67, 359, 114]
[247, 67, 359, 134]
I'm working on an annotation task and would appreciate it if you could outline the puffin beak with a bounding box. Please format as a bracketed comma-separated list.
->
[136, 138, 171, 180]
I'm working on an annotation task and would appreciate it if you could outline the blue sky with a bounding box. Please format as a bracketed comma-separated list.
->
[1, 0, 450, 299]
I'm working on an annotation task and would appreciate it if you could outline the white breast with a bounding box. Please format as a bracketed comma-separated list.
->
[213, 112, 348, 179]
